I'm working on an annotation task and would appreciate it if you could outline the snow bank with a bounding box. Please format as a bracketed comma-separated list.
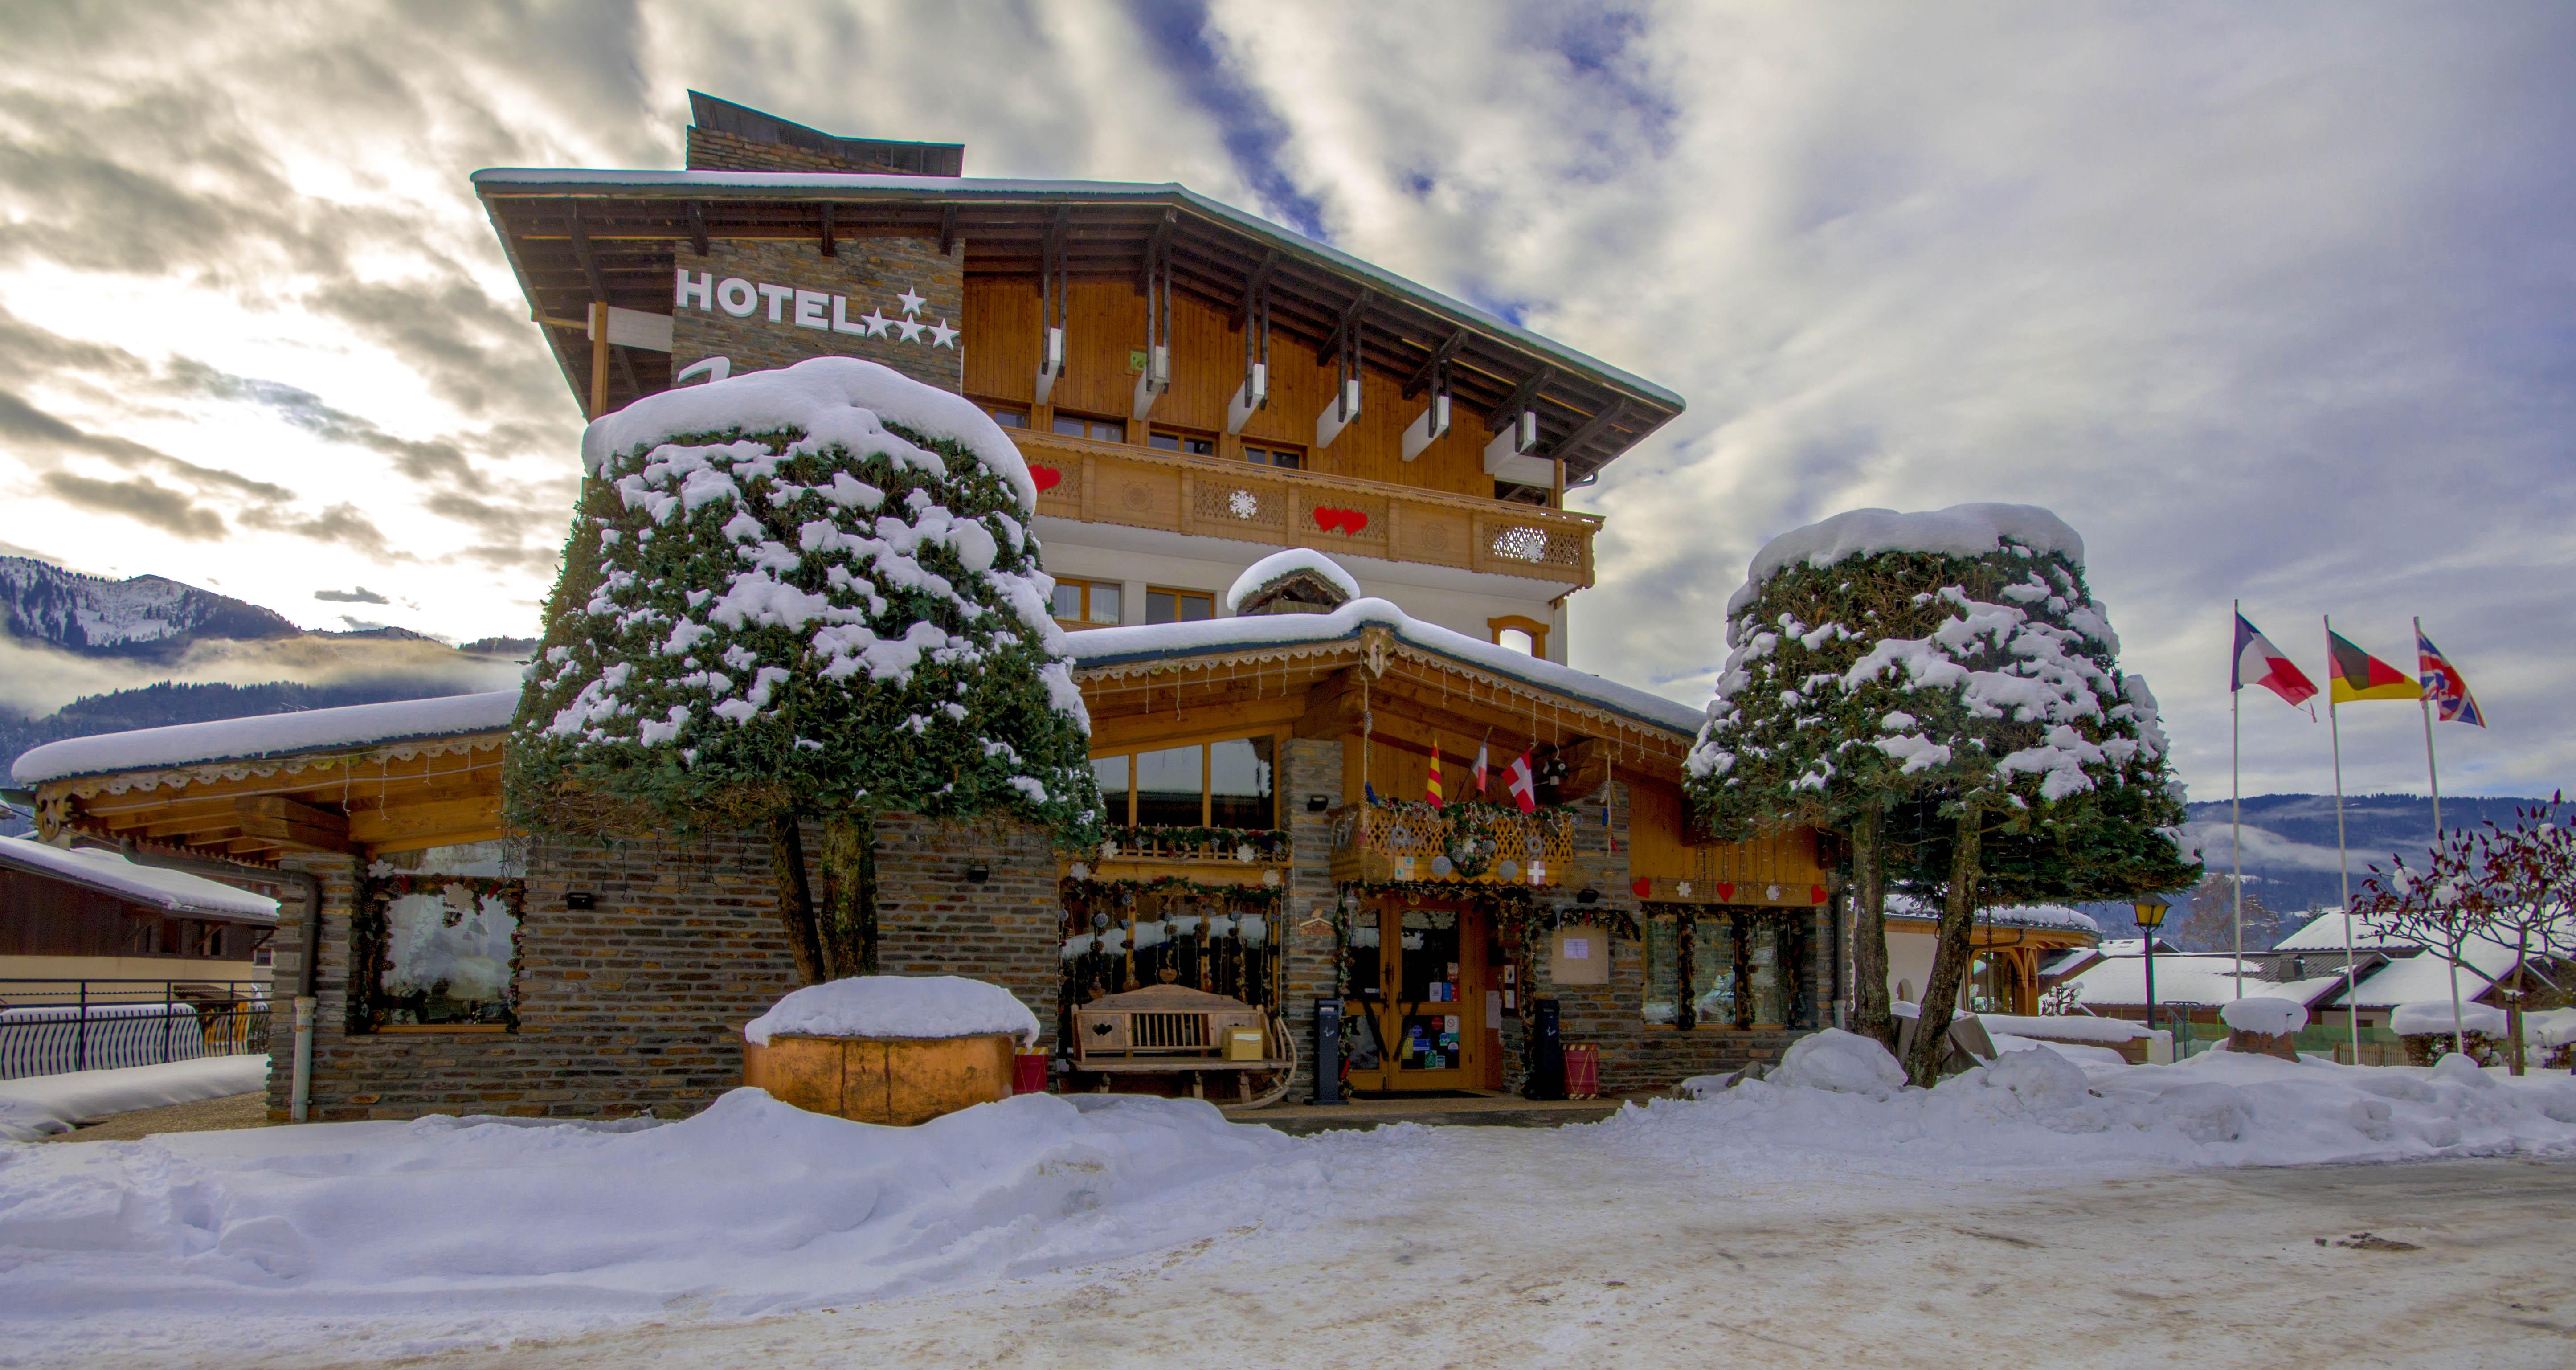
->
[0, 1090, 1308, 1352]
[1976, 1012, 2148, 1043]
[0, 837, 278, 918]
[744, 976, 1041, 1046]
[581, 355, 1035, 512]
[1988, 1032, 2131, 1067]
[1766, 1028, 1906, 1098]
[1601, 1041, 2576, 1178]
[12, 690, 515, 785]
[0, 1055, 266, 1141]
[2393, 1000, 2508, 1037]
[1732, 503, 2084, 614]
[2220, 996, 2308, 1036]
[1223, 548, 1361, 613]
[2527, 1007, 2576, 1049]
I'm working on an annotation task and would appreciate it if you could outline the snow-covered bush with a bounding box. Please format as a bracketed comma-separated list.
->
[1767, 1027, 1908, 1098]
[507, 358, 1102, 981]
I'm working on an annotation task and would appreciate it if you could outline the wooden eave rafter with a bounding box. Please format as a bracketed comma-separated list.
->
[480, 188, 1679, 473]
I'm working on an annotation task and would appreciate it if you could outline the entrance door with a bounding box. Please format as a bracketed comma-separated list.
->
[1345, 898, 1485, 1092]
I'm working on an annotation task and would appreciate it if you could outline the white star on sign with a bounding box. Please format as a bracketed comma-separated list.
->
[928, 319, 958, 348]
[895, 317, 926, 343]
[896, 286, 927, 316]
[858, 309, 892, 337]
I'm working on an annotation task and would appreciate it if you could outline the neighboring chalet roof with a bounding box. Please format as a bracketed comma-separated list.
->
[1066, 597, 1703, 739]
[1884, 895, 2102, 937]
[2272, 908, 2419, 953]
[2064, 954, 2265, 1009]
[2092, 937, 2184, 957]
[470, 168, 1685, 484]
[0, 835, 277, 922]
[2040, 947, 2100, 980]
[2327, 943, 2516, 1010]
[12, 692, 518, 787]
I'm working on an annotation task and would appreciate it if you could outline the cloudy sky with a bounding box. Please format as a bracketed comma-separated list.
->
[2, 1, 2568, 802]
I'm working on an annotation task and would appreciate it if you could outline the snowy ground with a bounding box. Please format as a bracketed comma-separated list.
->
[5, 1042, 2575, 1368]
[0, 1055, 267, 1141]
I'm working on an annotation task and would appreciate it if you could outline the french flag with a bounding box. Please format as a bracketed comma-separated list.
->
[2233, 613, 2319, 707]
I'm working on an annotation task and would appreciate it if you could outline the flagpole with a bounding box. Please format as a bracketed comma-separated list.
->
[2327, 614, 2359, 1064]
[2416, 615, 2462, 1056]
[2232, 599, 2244, 1001]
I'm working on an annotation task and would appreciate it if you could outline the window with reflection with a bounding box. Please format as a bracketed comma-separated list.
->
[1133, 745, 1204, 827]
[1091, 753, 1131, 823]
[1088, 736, 1279, 830]
[1207, 737, 1275, 828]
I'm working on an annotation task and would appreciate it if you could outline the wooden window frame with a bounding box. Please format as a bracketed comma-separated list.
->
[1241, 441, 1304, 470]
[1051, 575, 1124, 629]
[1050, 410, 1128, 443]
[1145, 585, 1216, 625]
[1148, 427, 1217, 456]
[1638, 908, 1811, 1032]
[974, 398, 1031, 429]
[1089, 728, 1284, 830]
[1488, 614, 1550, 658]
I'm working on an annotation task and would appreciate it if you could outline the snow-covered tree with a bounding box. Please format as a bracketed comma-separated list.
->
[505, 357, 1102, 983]
[1689, 505, 2196, 1084]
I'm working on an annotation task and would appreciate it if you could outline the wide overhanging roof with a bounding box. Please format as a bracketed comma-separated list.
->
[473, 168, 1684, 484]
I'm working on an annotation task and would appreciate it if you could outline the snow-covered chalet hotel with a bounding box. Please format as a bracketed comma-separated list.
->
[7, 97, 2091, 1121]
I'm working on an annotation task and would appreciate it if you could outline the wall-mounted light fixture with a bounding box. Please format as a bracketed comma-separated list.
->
[1576, 887, 1600, 905]
[965, 862, 990, 884]
[1306, 794, 1330, 813]
[565, 891, 596, 911]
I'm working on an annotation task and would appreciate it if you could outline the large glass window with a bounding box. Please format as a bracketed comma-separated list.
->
[1643, 917, 1681, 1024]
[1207, 737, 1276, 828]
[1693, 915, 1738, 1026]
[1091, 754, 1131, 823]
[1050, 577, 1122, 626]
[1133, 745, 1205, 827]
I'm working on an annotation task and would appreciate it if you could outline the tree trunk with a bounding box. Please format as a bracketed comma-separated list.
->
[1848, 801, 1896, 1051]
[1905, 802, 1984, 1088]
[817, 812, 880, 979]
[2507, 933, 2529, 1076]
[765, 812, 825, 987]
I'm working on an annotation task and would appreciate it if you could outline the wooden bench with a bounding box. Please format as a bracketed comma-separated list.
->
[1070, 984, 1295, 1107]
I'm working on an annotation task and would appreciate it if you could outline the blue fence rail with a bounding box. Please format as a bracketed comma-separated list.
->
[0, 979, 272, 1080]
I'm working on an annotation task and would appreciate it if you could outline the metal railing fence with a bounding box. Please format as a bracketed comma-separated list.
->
[0, 979, 272, 1079]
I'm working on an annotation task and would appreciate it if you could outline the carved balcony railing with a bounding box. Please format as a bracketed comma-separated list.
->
[1016, 429, 1597, 588]
[1329, 801, 1576, 887]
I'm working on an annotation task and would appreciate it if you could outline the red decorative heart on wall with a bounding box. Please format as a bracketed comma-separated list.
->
[1630, 877, 1652, 898]
[1715, 882, 1736, 903]
[1810, 884, 1827, 905]
[1339, 508, 1369, 534]
[1310, 507, 1370, 535]
[1030, 466, 1064, 493]
[1312, 507, 1340, 532]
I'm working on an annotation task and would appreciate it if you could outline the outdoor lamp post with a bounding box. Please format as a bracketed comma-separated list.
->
[2134, 894, 2171, 1050]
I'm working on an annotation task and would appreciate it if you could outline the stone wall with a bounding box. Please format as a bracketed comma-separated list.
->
[1276, 737, 1343, 1099]
[670, 237, 965, 393]
[687, 126, 908, 175]
[267, 813, 1057, 1122]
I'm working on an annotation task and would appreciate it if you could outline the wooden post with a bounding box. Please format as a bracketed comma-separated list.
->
[589, 301, 609, 418]
[1551, 457, 1566, 509]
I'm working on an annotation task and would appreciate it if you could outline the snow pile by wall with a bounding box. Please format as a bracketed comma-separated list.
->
[1765, 1028, 1906, 1098]
[1600, 1043, 2576, 1177]
[745, 975, 1041, 1046]
[0, 1090, 1311, 1354]
[2220, 996, 2309, 1036]
[1222, 548, 1361, 613]
[2392, 1000, 2509, 1037]
[1976, 1013, 2148, 1043]
[0, 1055, 267, 1141]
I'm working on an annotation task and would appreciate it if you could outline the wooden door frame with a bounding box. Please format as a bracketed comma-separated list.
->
[1345, 894, 1487, 1094]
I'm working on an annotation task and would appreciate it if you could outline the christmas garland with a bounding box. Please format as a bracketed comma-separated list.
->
[1097, 825, 1290, 863]
[1058, 875, 1285, 911]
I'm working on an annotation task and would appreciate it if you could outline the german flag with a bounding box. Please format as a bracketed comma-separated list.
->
[2327, 630, 2417, 704]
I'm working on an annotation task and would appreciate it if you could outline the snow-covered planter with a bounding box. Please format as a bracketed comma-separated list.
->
[505, 356, 1103, 983]
[2219, 995, 2308, 1062]
[742, 976, 1041, 1126]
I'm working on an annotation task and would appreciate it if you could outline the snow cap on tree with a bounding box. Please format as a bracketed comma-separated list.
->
[507, 356, 1100, 842]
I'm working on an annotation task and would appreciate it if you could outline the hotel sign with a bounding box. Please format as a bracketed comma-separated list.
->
[675, 269, 957, 350]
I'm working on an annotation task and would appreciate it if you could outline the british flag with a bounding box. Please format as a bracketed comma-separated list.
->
[2416, 627, 2486, 727]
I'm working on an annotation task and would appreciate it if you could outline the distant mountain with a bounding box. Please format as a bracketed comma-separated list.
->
[0, 556, 303, 658]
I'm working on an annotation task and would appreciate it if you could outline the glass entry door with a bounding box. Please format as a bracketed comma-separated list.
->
[1344, 898, 1485, 1092]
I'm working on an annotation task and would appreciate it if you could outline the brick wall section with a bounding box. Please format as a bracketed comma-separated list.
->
[1277, 738, 1342, 1098]
[271, 814, 1056, 1122]
[686, 127, 911, 174]
[671, 237, 965, 392]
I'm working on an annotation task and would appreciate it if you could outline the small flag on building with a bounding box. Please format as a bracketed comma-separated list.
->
[2233, 613, 2318, 707]
[1471, 736, 1490, 796]
[1426, 736, 1445, 808]
[2416, 628, 2486, 727]
[2327, 630, 2417, 704]
[1505, 751, 1537, 814]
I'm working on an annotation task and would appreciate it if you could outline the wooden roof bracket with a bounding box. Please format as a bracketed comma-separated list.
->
[685, 200, 709, 257]
[819, 202, 837, 257]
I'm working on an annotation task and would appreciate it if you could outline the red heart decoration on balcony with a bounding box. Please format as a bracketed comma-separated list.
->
[1630, 877, 1651, 898]
[1716, 882, 1735, 902]
[1312, 507, 1340, 532]
[1340, 508, 1369, 534]
[1030, 466, 1063, 493]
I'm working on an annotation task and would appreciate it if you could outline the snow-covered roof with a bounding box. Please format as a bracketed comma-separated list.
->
[2040, 947, 2101, 979]
[1223, 548, 1360, 614]
[1885, 894, 2102, 936]
[579, 356, 1034, 511]
[471, 168, 1685, 414]
[2064, 953, 2265, 1008]
[11, 691, 516, 785]
[2272, 908, 2421, 953]
[0, 836, 278, 921]
[1066, 597, 1705, 736]
[1731, 503, 2084, 614]
[2093, 937, 2183, 957]
[2391, 999, 2507, 1037]
[2330, 945, 2514, 1009]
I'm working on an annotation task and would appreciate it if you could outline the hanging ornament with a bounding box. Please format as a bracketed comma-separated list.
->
[1677, 880, 1694, 898]
[1069, 862, 1092, 881]
[1262, 867, 1282, 887]
[1431, 855, 1455, 877]
[1498, 859, 1521, 882]
[1100, 839, 1119, 860]
[1236, 843, 1257, 863]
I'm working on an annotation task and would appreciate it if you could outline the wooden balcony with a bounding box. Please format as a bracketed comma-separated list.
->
[1016, 429, 1600, 589]
[1328, 802, 1576, 887]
